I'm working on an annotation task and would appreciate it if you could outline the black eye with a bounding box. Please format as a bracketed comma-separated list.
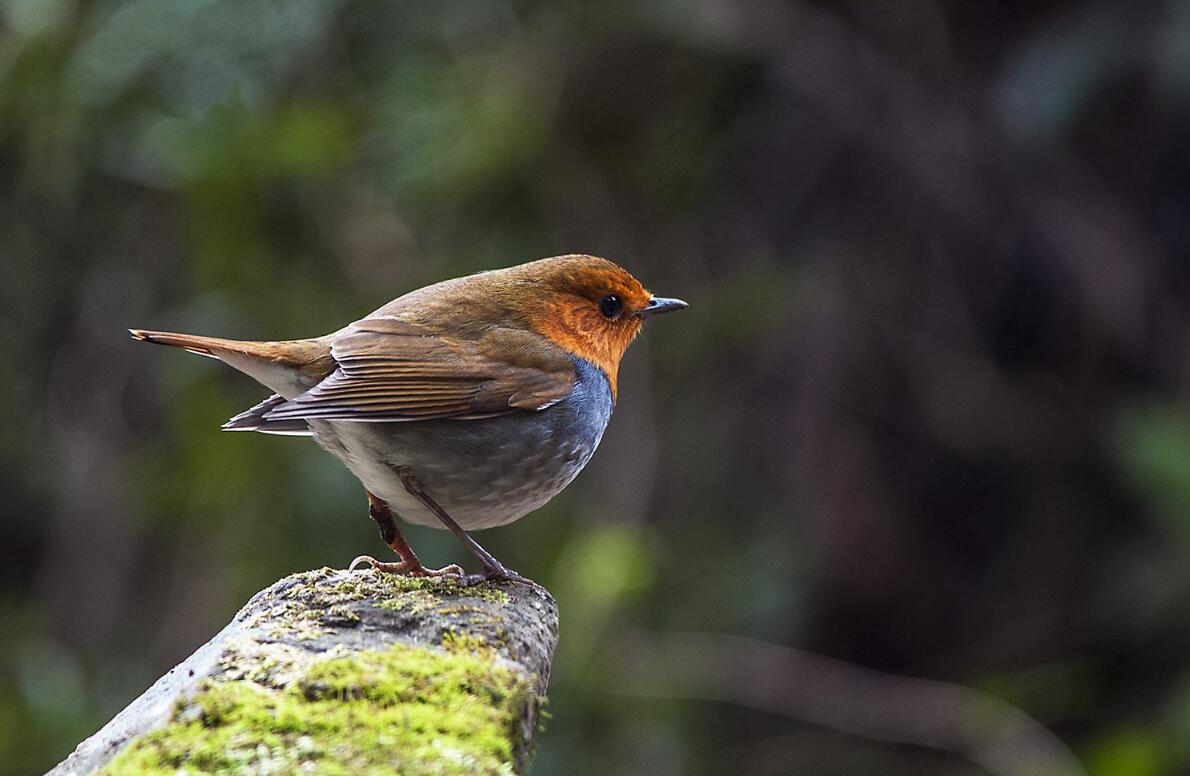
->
[599, 294, 623, 319]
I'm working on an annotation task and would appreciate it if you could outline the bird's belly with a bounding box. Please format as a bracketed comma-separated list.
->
[308, 362, 613, 531]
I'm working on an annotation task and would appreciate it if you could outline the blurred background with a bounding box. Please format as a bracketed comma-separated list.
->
[3, 0, 1190, 774]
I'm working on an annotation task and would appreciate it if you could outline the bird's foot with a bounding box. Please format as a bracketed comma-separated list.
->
[460, 562, 531, 587]
[348, 555, 464, 578]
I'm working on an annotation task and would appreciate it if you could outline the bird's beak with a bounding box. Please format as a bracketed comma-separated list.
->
[636, 296, 689, 318]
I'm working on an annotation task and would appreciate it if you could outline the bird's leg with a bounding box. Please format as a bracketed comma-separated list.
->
[349, 491, 463, 577]
[397, 470, 529, 585]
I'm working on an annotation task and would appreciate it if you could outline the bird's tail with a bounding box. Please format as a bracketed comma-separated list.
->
[128, 329, 247, 358]
[128, 328, 332, 398]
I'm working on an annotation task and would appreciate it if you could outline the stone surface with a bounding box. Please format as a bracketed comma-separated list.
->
[49, 568, 558, 776]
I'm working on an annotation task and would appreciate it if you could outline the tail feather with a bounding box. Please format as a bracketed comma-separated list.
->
[128, 328, 333, 398]
[129, 329, 242, 358]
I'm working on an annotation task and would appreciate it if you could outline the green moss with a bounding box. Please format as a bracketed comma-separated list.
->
[436, 603, 483, 613]
[241, 568, 509, 640]
[441, 629, 496, 657]
[462, 584, 512, 605]
[237, 567, 373, 641]
[370, 575, 511, 618]
[101, 642, 531, 776]
[216, 639, 306, 688]
[372, 587, 443, 617]
[100, 569, 541, 773]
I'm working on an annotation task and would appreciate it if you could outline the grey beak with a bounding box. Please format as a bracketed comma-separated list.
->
[636, 296, 689, 318]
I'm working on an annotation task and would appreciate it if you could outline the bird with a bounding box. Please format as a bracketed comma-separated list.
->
[130, 254, 686, 583]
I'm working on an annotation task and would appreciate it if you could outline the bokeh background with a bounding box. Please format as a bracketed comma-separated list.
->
[4, 1, 1190, 774]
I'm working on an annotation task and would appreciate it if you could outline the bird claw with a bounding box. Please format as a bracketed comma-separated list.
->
[348, 555, 464, 578]
[459, 564, 531, 587]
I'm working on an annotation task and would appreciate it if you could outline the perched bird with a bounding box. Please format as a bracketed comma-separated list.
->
[130, 255, 686, 582]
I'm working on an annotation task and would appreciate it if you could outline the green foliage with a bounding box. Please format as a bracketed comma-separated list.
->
[1116, 403, 1190, 541]
[1086, 728, 1165, 776]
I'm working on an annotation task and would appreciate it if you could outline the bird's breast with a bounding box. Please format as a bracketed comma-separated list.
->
[311, 357, 614, 530]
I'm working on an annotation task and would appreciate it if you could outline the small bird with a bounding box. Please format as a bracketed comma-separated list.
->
[130, 255, 686, 582]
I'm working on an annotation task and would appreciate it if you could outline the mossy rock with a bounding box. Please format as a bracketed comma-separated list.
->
[52, 568, 558, 776]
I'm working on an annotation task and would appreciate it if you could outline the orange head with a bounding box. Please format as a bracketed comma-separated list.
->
[391, 254, 687, 397]
[515, 256, 686, 394]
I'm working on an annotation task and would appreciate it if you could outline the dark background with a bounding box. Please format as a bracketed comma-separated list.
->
[3, 1, 1189, 774]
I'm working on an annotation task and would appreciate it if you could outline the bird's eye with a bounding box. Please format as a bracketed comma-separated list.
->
[599, 294, 623, 319]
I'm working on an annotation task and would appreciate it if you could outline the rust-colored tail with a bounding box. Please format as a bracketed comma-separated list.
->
[128, 329, 247, 358]
[128, 328, 333, 397]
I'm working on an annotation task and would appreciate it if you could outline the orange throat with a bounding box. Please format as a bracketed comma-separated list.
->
[528, 302, 643, 400]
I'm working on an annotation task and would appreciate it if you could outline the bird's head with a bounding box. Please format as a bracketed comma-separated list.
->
[509, 255, 687, 396]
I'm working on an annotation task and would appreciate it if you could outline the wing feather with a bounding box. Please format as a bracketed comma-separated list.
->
[222, 393, 313, 435]
[260, 319, 576, 423]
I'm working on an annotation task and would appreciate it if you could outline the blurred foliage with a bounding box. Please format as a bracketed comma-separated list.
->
[1117, 404, 1190, 543]
[4, 0, 1190, 774]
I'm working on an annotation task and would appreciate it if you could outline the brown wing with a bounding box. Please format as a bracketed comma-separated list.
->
[260, 317, 577, 423]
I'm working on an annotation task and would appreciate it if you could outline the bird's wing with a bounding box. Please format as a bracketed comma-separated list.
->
[222, 393, 313, 436]
[259, 317, 577, 423]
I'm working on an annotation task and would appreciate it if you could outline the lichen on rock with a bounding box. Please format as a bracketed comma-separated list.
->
[54, 567, 558, 776]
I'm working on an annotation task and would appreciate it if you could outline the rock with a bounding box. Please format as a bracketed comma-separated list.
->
[49, 568, 559, 776]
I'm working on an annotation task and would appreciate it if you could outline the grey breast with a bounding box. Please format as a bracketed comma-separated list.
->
[312, 357, 615, 531]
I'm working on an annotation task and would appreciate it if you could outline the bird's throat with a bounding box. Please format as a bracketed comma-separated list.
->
[526, 304, 641, 401]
